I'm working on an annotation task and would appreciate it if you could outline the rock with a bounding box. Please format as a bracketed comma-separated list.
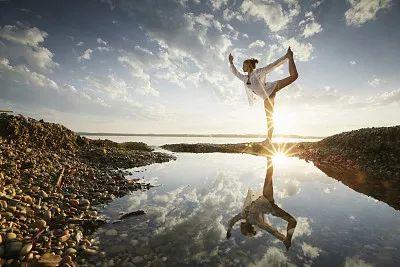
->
[39, 190, 48, 198]
[37, 252, 62, 266]
[34, 219, 47, 229]
[19, 243, 33, 257]
[132, 256, 144, 264]
[65, 248, 77, 255]
[105, 229, 118, 236]
[70, 199, 79, 207]
[81, 199, 90, 206]
[5, 240, 22, 259]
[6, 232, 17, 241]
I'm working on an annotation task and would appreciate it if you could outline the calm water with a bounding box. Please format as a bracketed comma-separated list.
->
[89, 152, 400, 267]
[83, 135, 321, 146]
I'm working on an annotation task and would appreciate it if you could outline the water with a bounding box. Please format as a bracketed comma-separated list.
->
[90, 152, 400, 266]
[83, 135, 321, 146]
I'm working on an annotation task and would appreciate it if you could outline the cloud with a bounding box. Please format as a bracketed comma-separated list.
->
[300, 11, 323, 38]
[96, 37, 107, 45]
[368, 77, 381, 87]
[344, 256, 373, 267]
[303, 21, 322, 38]
[0, 24, 58, 73]
[0, 24, 47, 46]
[118, 55, 160, 96]
[78, 48, 93, 62]
[275, 35, 314, 61]
[239, 0, 300, 32]
[249, 247, 295, 267]
[350, 60, 357, 65]
[249, 40, 265, 49]
[301, 242, 321, 259]
[345, 0, 392, 26]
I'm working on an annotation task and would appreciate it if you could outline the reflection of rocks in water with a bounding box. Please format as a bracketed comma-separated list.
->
[314, 162, 400, 211]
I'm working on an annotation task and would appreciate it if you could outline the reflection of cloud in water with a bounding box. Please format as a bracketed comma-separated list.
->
[293, 217, 312, 239]
[301, 242, 321, 258]
[249, 247, 295, 267]
[344, 256, 373, 267]
[277, 179, 301, 199]
[101, 171, 315, 265]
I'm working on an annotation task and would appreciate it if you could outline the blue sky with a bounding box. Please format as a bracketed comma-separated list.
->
[0, 0, 399, 136]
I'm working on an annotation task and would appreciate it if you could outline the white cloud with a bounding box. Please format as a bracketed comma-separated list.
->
[368, 77, 381, 87]
[210, 0, 229, 10]
[345, 0, 392, 27]
[78, 48, 93, 62]
[350, 60, 357, 65]
[249, 40, 265, 49]
[0, 24, 47, 46]
[301, 242, 321, 258]
[303, 21, 322, 38]
[275, 35, 314, 61]
[249, 247, 295, 267]
[344, 256, 373, 267]
[240, 0, 300, 32]
[118, 55, 160, 96]
[0, 24, 58, 73]
[97, 37, 107, 45]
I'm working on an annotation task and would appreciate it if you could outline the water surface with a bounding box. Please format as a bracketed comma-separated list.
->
[92, 152, 400, 266]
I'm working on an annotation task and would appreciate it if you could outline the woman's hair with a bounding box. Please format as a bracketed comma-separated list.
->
[240, 221, 257, 237]
[243, 58, 258, 69]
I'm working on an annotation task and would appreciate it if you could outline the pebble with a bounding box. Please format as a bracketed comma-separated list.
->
[132, 256, 144, 264]
[66, 248, 77, 255]
[6, 233, 17, 241]
[5, 240, 22, 259]
[34, 219, 47, 229]
[0, 114, 175, 266]
[19, 243, 33, 257]
[105, 229, 118, 236]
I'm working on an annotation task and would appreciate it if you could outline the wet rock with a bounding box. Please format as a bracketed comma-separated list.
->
[105, 229, 118, 236]
[6, 233, 17, 241]
[19, 243, 32, 257]
[5, 240, 22, 259]
[132, 256, 144, 264]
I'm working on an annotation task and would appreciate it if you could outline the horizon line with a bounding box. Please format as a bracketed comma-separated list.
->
[78, 132, 325, 139]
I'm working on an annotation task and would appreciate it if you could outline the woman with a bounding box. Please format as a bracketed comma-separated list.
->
[226, 156, 297, 250]
[229, 47, 298, 146]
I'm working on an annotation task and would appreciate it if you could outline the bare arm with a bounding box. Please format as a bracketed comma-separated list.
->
[257, 54, 288, 75]
[229, 53, 246, 81]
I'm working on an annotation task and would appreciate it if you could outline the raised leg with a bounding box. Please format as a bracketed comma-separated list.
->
[274, 55, 298, 93]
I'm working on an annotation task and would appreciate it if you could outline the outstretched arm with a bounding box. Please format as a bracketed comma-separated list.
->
[229, 53, 246, 81]
[226, 212, 243, 239]
[257, 53, 288, 75]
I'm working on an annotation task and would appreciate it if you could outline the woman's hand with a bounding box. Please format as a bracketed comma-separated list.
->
[229, 53, 234, 64]
[286, 47, 293, 59]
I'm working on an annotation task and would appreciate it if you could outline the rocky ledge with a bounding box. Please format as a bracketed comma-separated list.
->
[0, 114, 175, 266]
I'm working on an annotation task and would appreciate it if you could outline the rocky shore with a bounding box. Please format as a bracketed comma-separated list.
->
[0, 114, 175, 266]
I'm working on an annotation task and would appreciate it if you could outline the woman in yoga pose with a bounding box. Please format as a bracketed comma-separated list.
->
[226, 156, 297, 250]
[229, 47, 298, 146]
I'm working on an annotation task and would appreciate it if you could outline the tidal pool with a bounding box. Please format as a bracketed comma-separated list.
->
[88, 152, 400, 266]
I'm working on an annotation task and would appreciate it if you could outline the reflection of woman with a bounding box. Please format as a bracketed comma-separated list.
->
[226, 156, 297, 250]
[229, 47, 298, 145]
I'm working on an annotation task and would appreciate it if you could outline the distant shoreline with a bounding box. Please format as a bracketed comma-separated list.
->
[78, 132, 324, 139]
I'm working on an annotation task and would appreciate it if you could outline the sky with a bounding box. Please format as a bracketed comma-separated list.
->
[0, 0, 399, 136]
